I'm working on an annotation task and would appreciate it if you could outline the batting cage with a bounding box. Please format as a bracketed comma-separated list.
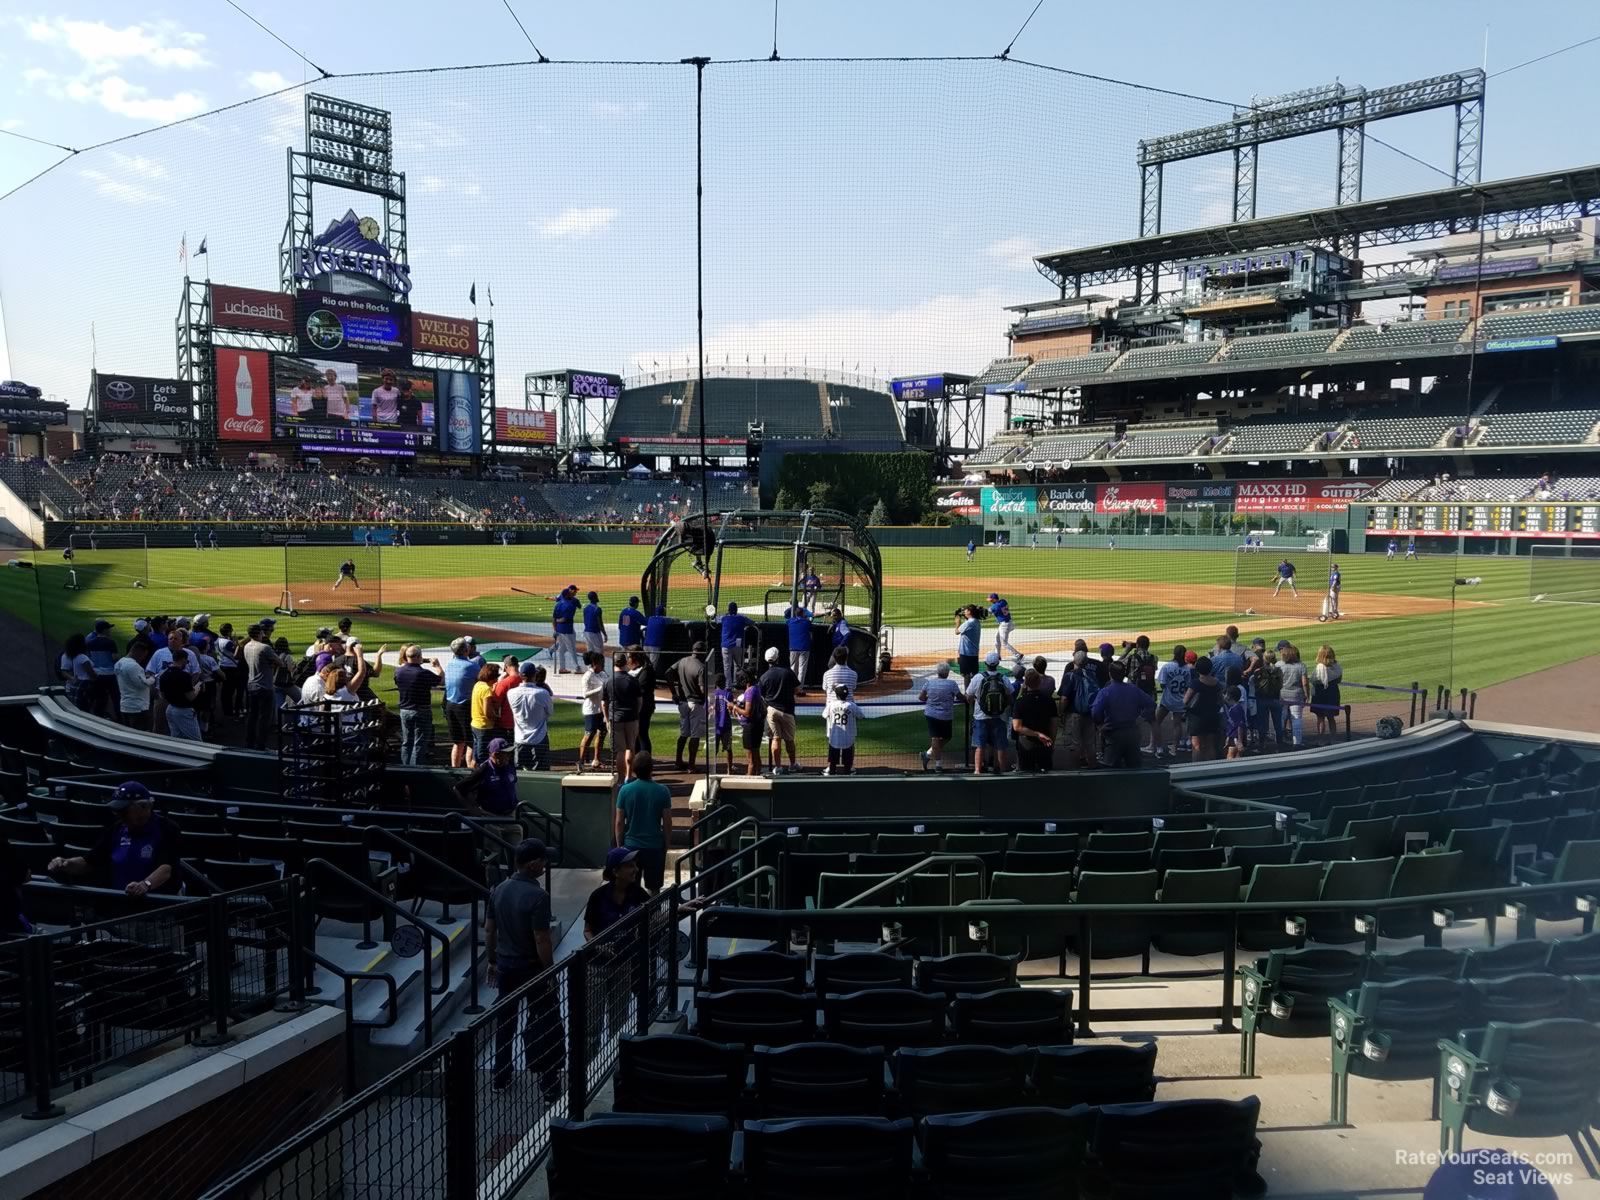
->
[1529, 543, 1600, 605]
[276, 544, 383, 617]
[65, 533, 150, 591]
[1231, 541, 1334, 621]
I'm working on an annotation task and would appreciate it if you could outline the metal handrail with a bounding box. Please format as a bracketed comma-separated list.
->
[303, 858, 452, 1047]
[363, 826, 491, 1014]
[837, 854, 991, 908]
[306, 948, 397, 1092]
[673, 814, 761, 887]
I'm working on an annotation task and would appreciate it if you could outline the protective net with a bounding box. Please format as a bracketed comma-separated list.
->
[64, 532, 149, 590]
[1529, 543, 1600, 604]
[282, 544, 383, 614]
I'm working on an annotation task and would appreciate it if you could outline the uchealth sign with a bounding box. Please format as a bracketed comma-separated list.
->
[214, 348, 270, 441]
[1040, 485, 1095, 513]
[1096, 483, 1167, 514]
[209, 284, 293, 334]
[1235, 479, 1376, 513]
[495, 407, 557, 445]
[981, 486, 1037, 515]
[412, 312, 479, 356]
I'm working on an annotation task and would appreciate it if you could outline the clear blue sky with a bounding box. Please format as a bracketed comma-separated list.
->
[1, 1, 1595, 403]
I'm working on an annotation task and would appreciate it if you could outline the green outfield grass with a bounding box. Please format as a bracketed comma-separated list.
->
[1, 542, 1591, 720]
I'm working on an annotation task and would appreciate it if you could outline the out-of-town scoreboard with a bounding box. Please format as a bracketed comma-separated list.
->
[1366, 503, 1600, 539]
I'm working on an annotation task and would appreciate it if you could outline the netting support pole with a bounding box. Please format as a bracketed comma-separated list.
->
[442, 1030, 478, 1198]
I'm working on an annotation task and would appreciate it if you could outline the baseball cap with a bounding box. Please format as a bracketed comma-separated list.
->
[988, 592, 999, 600]
[108, 781, 151, 812]
[260, 616, 276, 627]
[1184, 650, 1198, 664]
[314, 652, 335, 671]
[1276, 639, 1292, 650]
[175, 616, 191, 628]
[1098, 642, 1114, 656]
[486, 737, 509, 756]
[514, 837, 547, 865]
[833, 684, 849, 700]
[587, 590, 599, 602]
[93, 618, 113, 631]
[519, 660, 538, 677]
[1251, 637, 1266, 648]
[629, 595, 640, 605]
[764, 646, 779, 662]
[605, 846, 639, 871]
[566, 584, 578, 594]
[985, 651, 1000, 667]
[316, 627, 334, 639]
[462, 634, 476, 645]
[134, 619, 149, 632]
[193, 613, 211, 626]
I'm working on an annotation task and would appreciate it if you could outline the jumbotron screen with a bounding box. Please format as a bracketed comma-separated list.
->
[272, 355, 436, 453]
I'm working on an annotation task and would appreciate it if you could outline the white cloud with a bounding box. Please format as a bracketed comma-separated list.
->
[66, 76, 206, 122]
[27, 18, 207, 74]
[417, 175, 445, 193]
[417, 175, 482, 199]
[590, 100, 648, 118]
[985, 236, 1040, 271]
[246, 69, 290, 93]
[108, 152, 167, 179]
[78, 167, 165, 205]
[634, 288, 1012, 381]
[539, 206, 618, 239]
[21, 67, 54, 84]
[0, 118, 20, 131]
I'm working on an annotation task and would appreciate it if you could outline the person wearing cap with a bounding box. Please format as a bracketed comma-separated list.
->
[584, 847, 647, 941]
[643, 604, 674, 670]
[159, 642, 206, 741]
[113, 639, 155, 730]
[443, 638, 480, 769]
[918, 662, 961, 772]
[988, 592, 1021, 670]
[1152, 644, 1191, 760]
[617, 595, 645, 652]
[460, 635, 485, 669]
[757, 646, 800, 775]
[578, 651, 609, 772]
[785, 602, 813, 687]
[1091, 662, 1156, 769]
[393, 644, 445, 766]
[954, 604, 981, 683]
[582, 591, 607, 660]
[485, 837, 561, 1097]
[47, 783, 182, 896]
[1210, 635, 1244, 689]
[1256, 646, 1286, 749]
[242, 624, 280, 751]
[1011, 668, 1058, 773]
[84, 618, 118, 717]
[967, 651, 1014, 775]
[602, 651, 645, 781]
[800, 561, 822, 611]
[455, 737, 519, 816]
[826, 606, 851, 654]
[672, 641, 708, 771]
[822, 683, 864, 776]
[614, 752, 673, 890]
[629, 649, 659, 756]
[492, 654, 522, 737]
[548, 586, 580, 675]
[509, 662, 554, 770]
[718, 601, 754, 694]
[820, 645, 857, 701]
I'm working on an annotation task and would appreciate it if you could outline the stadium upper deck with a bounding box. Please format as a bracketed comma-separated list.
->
[965, 164, 1600, 479]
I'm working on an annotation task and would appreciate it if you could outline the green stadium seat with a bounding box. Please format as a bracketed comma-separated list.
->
[1328, 976, 1471, 1124]
[1069, 869, 1158, 961]
[1308, 857, 1396, 944]
[1341, 815, 1396, 860]
[876, 832, 941, 855]
[1239, 947, 1367, 1075]
[1363, 946, 1463, 982]
[1380, 851, 1464, 940]
[1155, 867, 1242, 956]
[806, 832, 873, 854]
[1237, 863, 1326, 952]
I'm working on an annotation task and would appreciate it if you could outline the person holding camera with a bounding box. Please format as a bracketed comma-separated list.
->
[954, 605, 981, 682]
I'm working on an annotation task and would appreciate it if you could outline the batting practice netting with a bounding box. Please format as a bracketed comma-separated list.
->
[65, 533, 149, 590]
[1231, 541, 1333, 620]
[1529, 543, 1600, 604]
[278, 544, 383, 616]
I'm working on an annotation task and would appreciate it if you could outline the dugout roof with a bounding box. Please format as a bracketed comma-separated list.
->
[1035, 164, 1600, 288]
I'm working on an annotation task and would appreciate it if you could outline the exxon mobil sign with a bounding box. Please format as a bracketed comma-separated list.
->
[981, 486, 1036, 515]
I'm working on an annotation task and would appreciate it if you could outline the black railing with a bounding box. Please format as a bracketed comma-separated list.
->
[201, 884, 680, 1200]
[5, 879, 299, 1120]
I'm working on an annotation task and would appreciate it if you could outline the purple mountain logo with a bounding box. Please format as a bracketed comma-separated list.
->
[313, 210, 389, 257]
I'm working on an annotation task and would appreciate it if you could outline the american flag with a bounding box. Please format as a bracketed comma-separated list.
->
[179, 233, 187, 264]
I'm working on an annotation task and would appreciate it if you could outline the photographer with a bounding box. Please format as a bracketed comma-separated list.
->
[954, 605, 982, 682]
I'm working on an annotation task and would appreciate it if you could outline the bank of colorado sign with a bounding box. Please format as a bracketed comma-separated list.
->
[1040, 485, 1095, 513]
[1096, 484, 1166, 514]
[1235, 479, 1375, 513]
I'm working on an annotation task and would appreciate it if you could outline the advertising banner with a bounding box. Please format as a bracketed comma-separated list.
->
[412, 312, 479, 356]
[1437, 255, 1540, 281]
[214, 348, 270, 441]
[93, 373, 193, 424]
[981, 486, 1037, 516]
[933, 486, 982, 517]
[1234, 478, 1376, 513]
[0, 380, 41, 399]
[890, 376, 945, 402]
[295, 289, 410, 363]
[1165, 481, 1237, 505]
[436, 370, 482, 454]
[1095, 483, 1167, 514]
[495, 407, 558, 445]
[209, 284, 294, 334]
[631, 530, 662, 544]
[1038, 484, 1096, 513]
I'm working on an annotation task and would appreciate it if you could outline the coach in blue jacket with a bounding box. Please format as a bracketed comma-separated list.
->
[786, 605, 813, 686]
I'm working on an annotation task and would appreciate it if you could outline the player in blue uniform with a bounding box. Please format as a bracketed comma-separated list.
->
[988, 592, 1021, 667]
[617, 595, 645, 652]
[549, 586, 579, 673]
[1271, 558, 1298, 598]
[1405, 537, 1418, 560]
[582, 591, 606, 658]
[1320, 562, 1342, 622]
[966, 538, 976, 562]
[800, 564, 822, 610]
[1386, 538, 1397, 561]
[332, 558, 360, 591]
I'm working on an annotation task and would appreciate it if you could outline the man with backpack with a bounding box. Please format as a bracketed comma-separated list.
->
[1058, 648, 1107, 769]
[1119, 634, 1159, 758]
[965, 652, 1014, 775]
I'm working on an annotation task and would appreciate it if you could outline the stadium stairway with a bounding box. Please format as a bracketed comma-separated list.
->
[677, 380, 696, 436]
[816, 382, 833, 436]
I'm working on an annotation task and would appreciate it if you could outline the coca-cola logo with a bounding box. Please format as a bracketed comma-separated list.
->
[223, 416, 265, 434]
